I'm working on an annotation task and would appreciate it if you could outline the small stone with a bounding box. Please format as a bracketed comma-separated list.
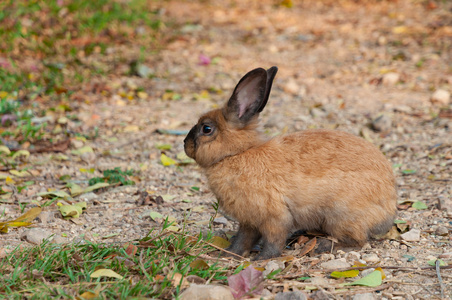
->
[79, 192, 98, 201]
[362, 253, 380, 263]
[308, 277, 329, 286]
[283, 79, 300, 95]
[320, 258, 351, 269]
[371, 113, 392, 132]
[400, 229, 421, 242]
[439, 252, 452, 259]
[71, 139, 84, 149]
[435, 226, 449, 236]
[353, 293, 376, 300]
[346, 251, 361, 262]
[382, 72, 400, 86]
[179, 284, 234, 300]
[431, 89, 450, 106]
[213, 217, 229, 226]
[275, 290, 308, 300]
[37, 211, 55, 224]
[21, 228, 54, 245]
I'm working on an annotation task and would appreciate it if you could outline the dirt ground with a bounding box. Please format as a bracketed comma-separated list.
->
[1, 0, 452, 299]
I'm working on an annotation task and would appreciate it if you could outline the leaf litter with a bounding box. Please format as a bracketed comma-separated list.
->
[0, 0, 451, 299]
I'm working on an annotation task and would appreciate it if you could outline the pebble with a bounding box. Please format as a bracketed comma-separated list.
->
[79, 192, 98, 201]
[371, 113, 392, 132]
[400, 229, 421, 242]
[179, 284, 234, 300]
[275, 291, 307, 300]
[283, 79, 300, 95]
[435, 226, 449, 236]
[353, 293, 376, 300]
[21, 228, 54, 245]
[308, 277, 330, 286]
[382, 73, 400, 86]
[37, 211, 55, 224]
[346, 251, 361, 262]
[362, 253, 380, 263]
[439, 252, 452, 259]
[320, 258, 351, 269]
[430, 89, 450, 106]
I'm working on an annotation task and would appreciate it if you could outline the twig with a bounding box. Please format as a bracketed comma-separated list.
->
[170, 231, 245, 261]
[436, 259, 445, 299]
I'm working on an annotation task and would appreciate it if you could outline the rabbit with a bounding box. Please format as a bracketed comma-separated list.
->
[184, 66, 397, 260]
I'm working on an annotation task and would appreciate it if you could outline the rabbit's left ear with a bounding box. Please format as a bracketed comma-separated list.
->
[224, 66, 278, 125]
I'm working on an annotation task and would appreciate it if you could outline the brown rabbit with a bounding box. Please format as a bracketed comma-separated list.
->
[184, 67, 397, 260]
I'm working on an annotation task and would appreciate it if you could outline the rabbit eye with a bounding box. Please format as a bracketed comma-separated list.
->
[201, 124, 213, 135]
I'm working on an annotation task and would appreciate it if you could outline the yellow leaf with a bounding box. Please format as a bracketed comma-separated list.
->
[0, 145, 11, 155]
[375, 267, 386, 280]
[14, 207, 42, 222]
[210, 236, 231, 249]
[189, 259, 209, 270]
[0, 91, 8, 98]
[5, 176, 15, 184]
[392, 26, 408, 34]
[160, 154, 176, 166]
[124, 125, 139, 132]
[331, 269, 359, 278]
[11, 150, 30, 160]
[90, 269, 123, 280]
[9, 170, 30, 177]
[79, 291, 98, 299]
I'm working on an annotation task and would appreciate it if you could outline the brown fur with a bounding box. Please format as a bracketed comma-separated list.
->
[184, 67, 397, 260]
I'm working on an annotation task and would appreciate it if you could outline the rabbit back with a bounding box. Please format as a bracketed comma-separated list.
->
[205, 129, 397, 245]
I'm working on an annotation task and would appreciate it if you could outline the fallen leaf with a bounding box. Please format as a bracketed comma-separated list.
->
[210, 236, 231, 249]
[330, 270, 359, 278]
[38, 190, 72, 199]
[90, 269, 123, 280]
[149, 211, 163, 221]
[14, 207, 42, 222]
[11, 150, 30, 160]
[124, 243, 138, 257]
[160, 154, 176, 166]
[228, 267, 264, 299]
[71, 146, 94, 155]
[298, 237, 317, 256]
[412, 201, 428, 210]
[189, 259, 209, 270]
[82, 182, 110, 194]
[344, 270, 382, 287]
[79, 291, 98, 299]
[0, 145, 11, 154]
[427, 259, 447, 267]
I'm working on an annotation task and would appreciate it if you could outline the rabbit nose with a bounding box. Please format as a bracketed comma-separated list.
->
[184, 126, 197, 144]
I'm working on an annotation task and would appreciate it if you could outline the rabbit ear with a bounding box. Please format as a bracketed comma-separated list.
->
[224, 67, 274, 125]
[257, 66, 278, 113]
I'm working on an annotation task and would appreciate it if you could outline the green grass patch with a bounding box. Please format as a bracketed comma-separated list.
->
[0, 226, 229, 299]
[88, 167, 135, 186]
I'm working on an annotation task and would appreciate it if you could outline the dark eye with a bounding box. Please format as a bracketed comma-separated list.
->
[202, 124, 213, 135]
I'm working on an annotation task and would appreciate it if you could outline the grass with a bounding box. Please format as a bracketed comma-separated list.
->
[0, 0, 164, 148]
[0, 223, 230, 299]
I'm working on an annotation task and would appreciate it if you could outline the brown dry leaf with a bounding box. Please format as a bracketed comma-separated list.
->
[124, 243, 138, 257]
[298, 237, 317, 257]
